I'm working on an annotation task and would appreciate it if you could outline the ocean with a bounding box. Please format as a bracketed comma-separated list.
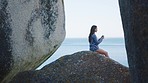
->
[37, 38, 129, 70]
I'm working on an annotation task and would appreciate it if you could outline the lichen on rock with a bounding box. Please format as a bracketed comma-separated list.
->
[0, 0, 65, 82]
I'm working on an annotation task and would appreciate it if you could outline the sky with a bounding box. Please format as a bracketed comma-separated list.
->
[64, 0, 124, 38]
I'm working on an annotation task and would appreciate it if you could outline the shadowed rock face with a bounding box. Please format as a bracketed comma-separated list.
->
[10, 51, 130, 83]
[119, 0, 148, 83]
[0, 0, 65, 82]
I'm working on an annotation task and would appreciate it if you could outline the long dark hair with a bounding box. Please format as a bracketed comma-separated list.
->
[88, 25, 97, 43]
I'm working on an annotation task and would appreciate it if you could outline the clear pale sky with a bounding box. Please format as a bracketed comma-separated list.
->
[64, 0, 124, 38]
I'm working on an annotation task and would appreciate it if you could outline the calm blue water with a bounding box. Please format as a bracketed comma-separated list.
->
[37, 38, 129, 70]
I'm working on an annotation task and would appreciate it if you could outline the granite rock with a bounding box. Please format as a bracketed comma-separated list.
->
[0, 0, 65, 82]
[119, 0, 148, 83]
[10, 51, 130, 83]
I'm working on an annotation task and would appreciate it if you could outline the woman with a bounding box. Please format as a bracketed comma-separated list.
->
[88, 25, 109, 57]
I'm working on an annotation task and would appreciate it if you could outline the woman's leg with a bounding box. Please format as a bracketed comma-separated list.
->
[96, 48, 109, 57]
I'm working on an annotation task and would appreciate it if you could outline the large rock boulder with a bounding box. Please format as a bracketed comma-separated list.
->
[119, 0, 148, 83]
[0, 0, 65, 82]
[10, 51, 130, 83]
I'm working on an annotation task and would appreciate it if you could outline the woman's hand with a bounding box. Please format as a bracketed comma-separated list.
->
[101, 35, 104, 39]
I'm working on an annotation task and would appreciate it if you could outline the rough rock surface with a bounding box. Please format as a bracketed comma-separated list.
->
[119, 0, 148, 83]
[0, 0, 65, 82]
[10, 51, 130, 83]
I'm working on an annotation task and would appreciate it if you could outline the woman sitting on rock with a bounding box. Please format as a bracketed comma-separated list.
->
[88, 25, 109, 57]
